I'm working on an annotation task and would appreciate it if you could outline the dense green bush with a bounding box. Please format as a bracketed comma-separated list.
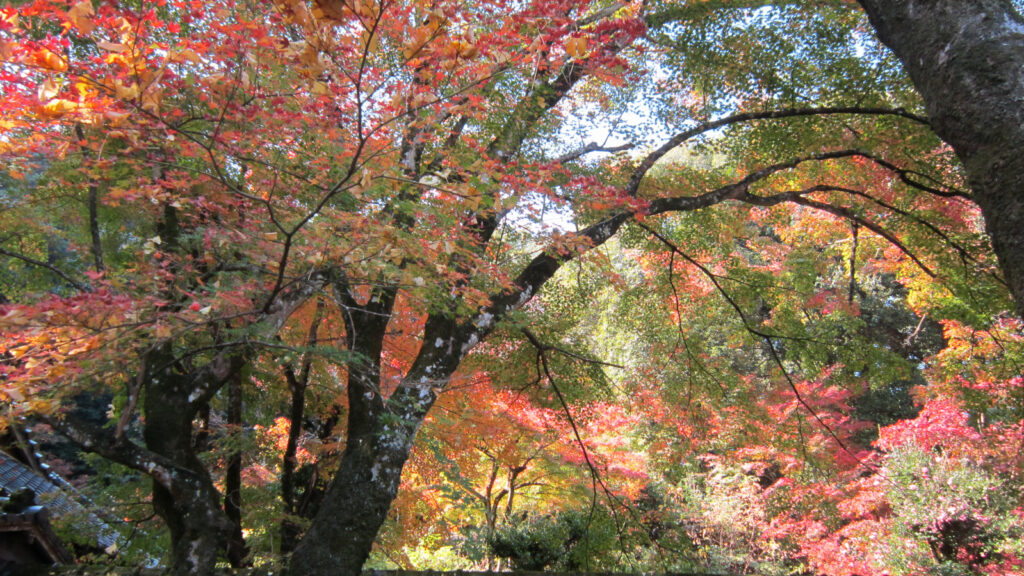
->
[488, 508, 619, 570]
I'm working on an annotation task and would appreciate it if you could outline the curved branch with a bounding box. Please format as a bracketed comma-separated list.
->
[812, 184, 1003, 286]
[520, 327, 625, 369]
[0, 246, 90, 292]
[554, 142, 635, 164]
[649, 149, 869, 213]
[736, 187, 937, 277]
[47, 414, 180, 492]
[625, 108, 931, 195]
[850, 150, 970, 198]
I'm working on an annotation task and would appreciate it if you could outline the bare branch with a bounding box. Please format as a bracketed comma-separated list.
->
[521, 327, 625, 369]
[735, 186, 937, 277]
[554, 142, 635, 164]
[0, 246, 90, 292]
[625, 108, 931, 195]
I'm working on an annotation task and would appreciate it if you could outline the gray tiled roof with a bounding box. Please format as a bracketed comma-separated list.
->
[0, 450, 118, 549]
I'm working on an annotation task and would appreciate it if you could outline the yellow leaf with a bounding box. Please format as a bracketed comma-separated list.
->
[114, 80, 139, 100]
[464, 186, 481, 210]
[312, 0, 346, 20]
[38, 98, 79, 118]
[74, 80, 97, 99]
[141, 89, 161, 113]
[0, 40, 17, 60]
[1, 8, 18, 30]
[359, 30, 379, 53]
[354, 0, 379, 21]
[102, 109, 131, 125]
[170, 48, 202, 63]
[457, 40, 478, 59]
[297, 43, 325, 77]
[311, 80, 330, 96]
[390, 91, 405, 110]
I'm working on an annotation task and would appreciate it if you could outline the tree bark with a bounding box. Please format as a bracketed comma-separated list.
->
[287, 371, 441, 575]
[74, 124, 104, 274]
[289, 288, 467, 576]
[224, 370, 248, 567]
[280, 363, 308, 554]
[143, 344, 236, 576]
[858, 0, 1024, 317]
[281, 299, 323, 553]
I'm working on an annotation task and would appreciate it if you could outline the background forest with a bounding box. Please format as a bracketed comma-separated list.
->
[1, 1, 1023, 575]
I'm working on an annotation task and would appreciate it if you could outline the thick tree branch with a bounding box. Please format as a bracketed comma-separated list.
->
[183, 350, 250, 411]
[282, 299, 325, 518]
[555, 142, 635, 164]
[858, 0, 1024, 315]
[436, 151, 864, 371]
[48, 414, 180, 492]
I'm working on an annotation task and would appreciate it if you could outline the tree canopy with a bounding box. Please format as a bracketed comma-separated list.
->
[1, 1, 1022, 575]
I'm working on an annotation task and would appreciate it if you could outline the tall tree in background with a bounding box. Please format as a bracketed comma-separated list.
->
[0, 1, 1021, 575]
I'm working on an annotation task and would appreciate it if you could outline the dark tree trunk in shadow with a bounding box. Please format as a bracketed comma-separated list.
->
[225, 370, 248, 567]
[142, 344, 237, 576]
[280, 298, 323, 554]
[288, 377, 440, 575]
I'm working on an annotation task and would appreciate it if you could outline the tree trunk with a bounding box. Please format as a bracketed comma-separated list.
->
[286, 420, 411, 575]
[224, 370, 248, 567]
[288, 379, 437, 575]
[280, 365, 307, 554]
[288, 289, 464, 576]
[143, 345, 235, 576]
[858, 0, 1024, 317]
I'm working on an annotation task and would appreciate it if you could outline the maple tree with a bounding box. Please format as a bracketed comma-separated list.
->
[2, 1, 1024, 575]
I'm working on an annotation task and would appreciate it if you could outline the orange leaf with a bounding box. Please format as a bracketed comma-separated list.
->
[565, 36, 587, 59]
[96, 41, 129, 53]
[38, 98, 79, 118]
[67, 0, 95, 35]
[31, 48, 67, 71]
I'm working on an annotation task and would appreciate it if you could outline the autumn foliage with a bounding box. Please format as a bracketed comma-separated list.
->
[1, 1, 1023, 575]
